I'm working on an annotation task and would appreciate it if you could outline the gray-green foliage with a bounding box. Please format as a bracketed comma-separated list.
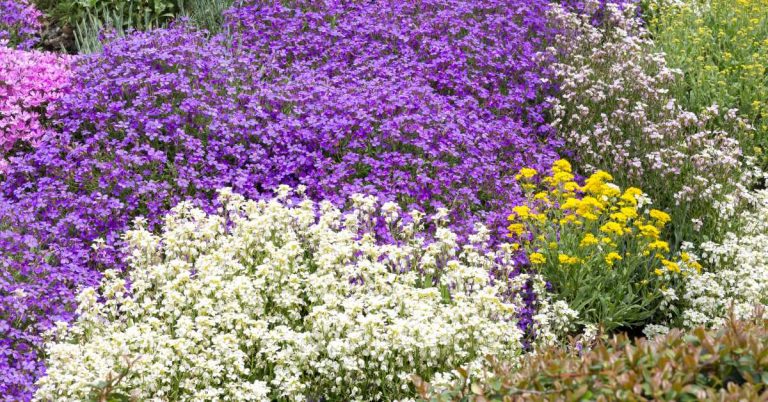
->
[42, 0, 234, 53]
[180, 0, 235, 33]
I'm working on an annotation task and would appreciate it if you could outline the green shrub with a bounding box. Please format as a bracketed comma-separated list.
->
[416, 314, 768, 401]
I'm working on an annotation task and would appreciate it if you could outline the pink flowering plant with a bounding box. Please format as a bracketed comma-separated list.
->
[0, 45, 72, 171]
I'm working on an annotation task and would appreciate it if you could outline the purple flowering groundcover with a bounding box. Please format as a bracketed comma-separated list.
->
[0, 0, 566, 398]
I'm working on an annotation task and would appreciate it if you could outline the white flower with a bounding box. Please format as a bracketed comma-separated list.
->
[35, 189, 549, 401]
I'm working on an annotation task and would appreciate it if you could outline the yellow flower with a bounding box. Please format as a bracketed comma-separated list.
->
[534, 192, 549, 201]
[649, 209, 671, 225]
[601, 237, 616, 247]
[619, 187, 642, 206]
[647, 240, 670, 253]
[620, 207, 638, 220]
[559, 214, 579, 225]
[530, 253, 546, 264]
[512, 205, 532, 219]
[564, 182, 580, 192]
[549, 242, 558, 249]
[507, 223, 524, 237]
[552, 171, 575, 184]
[600, 221, 624, 236]
[516, 167, 537, 180]
[681, 252, 691, 263]
[638, 224, 660, 239]
[605, 252, 623, 266]
[654, 268, 664, 276]
[552, 159, 572, 173]
[610, 212, 628, 223]
[560, 197, 581, 211]
[661, 259, 680, 273]
[559, 253, 580, 265]
[580, 233, 598, 247]
[602, 183, 621, 198]
[690, 261, 703, 274]
[582, 171, 614, 195]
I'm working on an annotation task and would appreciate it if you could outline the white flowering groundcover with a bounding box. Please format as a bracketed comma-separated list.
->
[35, 188, 573, 401]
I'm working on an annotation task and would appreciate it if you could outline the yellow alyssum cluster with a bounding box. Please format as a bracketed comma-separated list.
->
[507, 159, 701, 275]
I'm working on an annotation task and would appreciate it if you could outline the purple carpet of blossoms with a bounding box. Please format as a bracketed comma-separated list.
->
[0, 0, 41, 49]
[0, 0, 565, 398]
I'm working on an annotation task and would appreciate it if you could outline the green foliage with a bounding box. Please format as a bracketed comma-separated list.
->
[53, 0, 177, 31]
[35, 0, 234, 53]
[73, 9, 127, 53]
[415, 314, 768, 401]
[179, 0, 234, 33]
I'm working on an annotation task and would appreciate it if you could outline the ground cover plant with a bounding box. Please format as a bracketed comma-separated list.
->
[546, 0, 762, 248]
[0, 0, 767, 400]
[34, 188, 548, 400]
[0, 0, 561, 398]
[0, 45, 72, 169]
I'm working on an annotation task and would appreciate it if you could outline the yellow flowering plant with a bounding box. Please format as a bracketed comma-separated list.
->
[508, 160, 700, 332]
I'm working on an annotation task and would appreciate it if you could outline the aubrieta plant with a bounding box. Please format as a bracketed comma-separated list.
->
[508, 159, 698, 332]
[0, 0, 561, 396]
[0, 0, 41, 49]
[33, 188, 549, 401]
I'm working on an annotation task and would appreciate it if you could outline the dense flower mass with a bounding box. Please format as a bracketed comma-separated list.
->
[647, 0, 768, 169]
[508, 160, 697, 331]
[0, 0, 41, 49]
[0, 1, 561, 397]
[34, 188, 549, 401]
[681, 189, 768, 328]
[546, 1, 762, 246]
[0, 0, 766, 399]
[0, 45, 72, 169]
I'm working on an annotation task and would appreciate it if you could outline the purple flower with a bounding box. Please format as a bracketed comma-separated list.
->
[0, 0, 571, 397]
[0, 0, 42, 50]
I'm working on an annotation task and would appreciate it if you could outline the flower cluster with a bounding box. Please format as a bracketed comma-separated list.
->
[0, 0, 41, 49]
[0, 45, 72, 170]
[647, 0, 768, 169]
[0, 1, 561, 395]
[508, 159, 698, 331]
[546, 0, 762, 246]
[34, 188, 543, 401]
[680, 189, 768, 328]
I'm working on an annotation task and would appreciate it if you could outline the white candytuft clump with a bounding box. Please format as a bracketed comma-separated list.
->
[35, 188, 556, 401]
[680, 190, 768, 328]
